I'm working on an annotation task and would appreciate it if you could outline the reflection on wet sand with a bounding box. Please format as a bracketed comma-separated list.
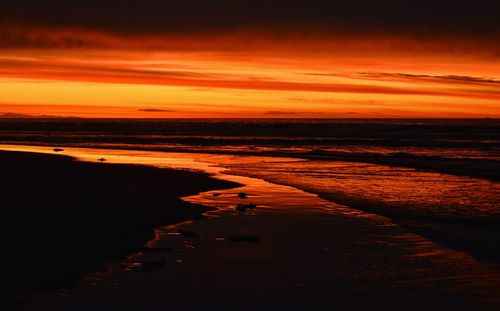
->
[2, 144, 500, 309]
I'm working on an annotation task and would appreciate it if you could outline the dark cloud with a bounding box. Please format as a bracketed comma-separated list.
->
[309, 72, 500, 86]
[355, 72, 500, 84]
[437, 75, 500, 84]
[138, 109, 174, 113]
[0, 1, 499, 41]
[264, 111, 300, 115]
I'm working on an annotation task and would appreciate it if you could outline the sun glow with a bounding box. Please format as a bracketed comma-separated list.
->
[0, 45, 499, 118]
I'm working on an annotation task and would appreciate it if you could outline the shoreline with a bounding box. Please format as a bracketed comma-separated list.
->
[0, 150, 241, 308]
[1, 145, 498, 264]
[1, 141, 498, 182]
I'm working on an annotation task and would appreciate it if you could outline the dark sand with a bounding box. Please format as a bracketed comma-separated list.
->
[14, 168, 500, 311]
[0, 151, 239, 308]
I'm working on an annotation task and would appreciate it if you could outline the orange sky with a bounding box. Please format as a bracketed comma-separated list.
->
[1, 33, 499, 118]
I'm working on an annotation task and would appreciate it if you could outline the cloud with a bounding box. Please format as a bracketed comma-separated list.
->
[0, 1, 499, 55]
[308, 72, 500, 87]
[1, 1, 499, 38]
[1, 53, 498, 102]
[138, 109, 174, 113]
[354, 72, 500, 85]
[1, 58, 498, 100]
[264, 111, 300, 115]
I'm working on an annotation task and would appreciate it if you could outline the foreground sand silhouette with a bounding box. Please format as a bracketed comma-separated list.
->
[0, 150, 239, 307]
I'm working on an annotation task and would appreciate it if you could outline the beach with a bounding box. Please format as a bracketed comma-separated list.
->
[0, 150, 239, 308]
[1, 145, 500, 310]
[1, 0, 499, 308]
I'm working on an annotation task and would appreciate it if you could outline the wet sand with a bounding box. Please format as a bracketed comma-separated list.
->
[2, 145, 500, 310]
[0, 150, 239, 309]
[220, 159, 500, 262]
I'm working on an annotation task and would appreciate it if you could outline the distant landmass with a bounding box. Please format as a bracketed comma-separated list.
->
[0, 113, 80, 119]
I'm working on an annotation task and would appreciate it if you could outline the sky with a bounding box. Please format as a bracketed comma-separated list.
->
[0, 0, 499, 118]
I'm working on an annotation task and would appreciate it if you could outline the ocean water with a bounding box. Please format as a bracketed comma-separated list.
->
[1, 118, 498, 181]
[1, 118, 499, 259]
[0, 118, 498, 160]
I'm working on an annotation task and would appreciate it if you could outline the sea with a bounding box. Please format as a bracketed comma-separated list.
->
[1, 118, 499, 260]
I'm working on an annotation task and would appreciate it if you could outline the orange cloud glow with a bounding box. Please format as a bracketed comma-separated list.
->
[0, 31, 499, 118]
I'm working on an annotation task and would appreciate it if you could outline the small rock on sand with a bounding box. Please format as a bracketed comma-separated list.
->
[179, 230, 197, 237]
[235, 203, 257, 212]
